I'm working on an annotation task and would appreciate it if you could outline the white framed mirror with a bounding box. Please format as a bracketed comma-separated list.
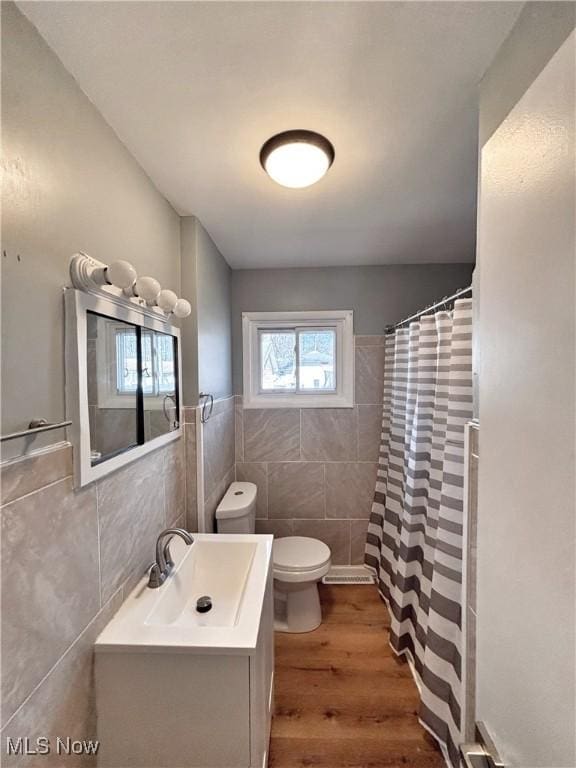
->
[65, 288, 182, 487]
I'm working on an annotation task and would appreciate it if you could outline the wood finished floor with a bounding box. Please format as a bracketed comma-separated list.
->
[268, 584, 445, 768]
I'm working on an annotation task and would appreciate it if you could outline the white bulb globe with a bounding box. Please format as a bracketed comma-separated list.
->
[135, 276, 161, 303]
[264, 142, 330, 188]
[173, 298, 192, 318]
[157, 289, 178, 313]
[107, 260, 137, 290]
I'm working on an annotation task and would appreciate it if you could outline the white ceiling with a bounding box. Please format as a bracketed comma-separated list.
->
[19, 1, 522, 269]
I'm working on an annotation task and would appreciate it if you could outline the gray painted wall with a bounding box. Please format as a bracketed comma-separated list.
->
[479, 1, 576, 146]
[196, 221, 233, 400]
[1, 2, 181, 459]
[180, 218, 200, 405]
[231, 263, 474, 393]
[180, 217, 233, 404]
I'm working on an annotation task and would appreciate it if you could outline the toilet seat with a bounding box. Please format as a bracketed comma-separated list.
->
[273, 537, 331, 583]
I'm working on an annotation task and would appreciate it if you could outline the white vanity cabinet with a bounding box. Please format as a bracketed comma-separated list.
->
[249, 568, 275, 768]
[94, 535, 274, 768]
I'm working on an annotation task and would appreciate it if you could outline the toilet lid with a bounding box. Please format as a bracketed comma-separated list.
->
[273, 537, 331, 572]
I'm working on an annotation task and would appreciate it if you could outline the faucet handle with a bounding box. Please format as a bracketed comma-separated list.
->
[148, 563, 166, 589]
[149, 528, 194, 589]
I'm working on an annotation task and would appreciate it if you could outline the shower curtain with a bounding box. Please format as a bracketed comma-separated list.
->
[364, 298, 473, 768]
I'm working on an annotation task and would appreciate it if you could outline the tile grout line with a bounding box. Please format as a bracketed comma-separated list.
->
[1, 585, 122, 734]
[356, 404, 360, 462]
[228, 459, 379, 464]
[323, 462, 327, 519]
[1, 474, 72, 509]
[95, 481, 102, 610]
[162, 447, 168, 528]
[0, 440, 71, 469]
[348, 519, 352, 565]
[182, 424, 188, 529]
[242, 405, 245, 464]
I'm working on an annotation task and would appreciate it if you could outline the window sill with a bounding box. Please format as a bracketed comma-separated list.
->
[242, 394, 354, 409]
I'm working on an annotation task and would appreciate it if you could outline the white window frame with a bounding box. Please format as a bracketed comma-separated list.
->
[242, 310, 354, 408]
[96, 322, 176, 410]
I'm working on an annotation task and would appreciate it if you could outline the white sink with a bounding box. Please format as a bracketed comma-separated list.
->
[146, 539, 257, 628]
[95, 533, 275, 767]
[95, 533, 273, 654]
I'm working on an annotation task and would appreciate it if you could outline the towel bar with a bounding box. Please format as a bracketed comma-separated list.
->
[0, 419, 72, 442]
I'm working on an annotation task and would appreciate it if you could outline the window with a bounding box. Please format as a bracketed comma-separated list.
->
[115, 326, 139, 394]
[97, 321, 176, 409]
[243, 311, 353, 408]
[116, 329, 176, 396]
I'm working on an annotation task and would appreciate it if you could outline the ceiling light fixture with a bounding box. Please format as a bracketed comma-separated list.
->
[260, 130, 335, 189]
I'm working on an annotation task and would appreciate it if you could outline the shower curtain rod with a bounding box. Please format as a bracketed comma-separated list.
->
[385, 284, 472, 332]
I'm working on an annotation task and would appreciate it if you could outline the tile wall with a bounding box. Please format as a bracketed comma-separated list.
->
[234, 335, 385, 564]
[0, 430, 193, 765]
[191, 397, 236, 533]
[0, 335, 384, 758]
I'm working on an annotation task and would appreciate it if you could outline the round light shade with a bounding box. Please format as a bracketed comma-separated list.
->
[134, 276, 161, 303]
[260, 130, 335, 189]
[106, 260, 137, 290]
[173, 298, 192, 319]
[157, 289, 178, 313]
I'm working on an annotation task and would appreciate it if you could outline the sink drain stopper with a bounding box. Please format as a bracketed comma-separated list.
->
[196, 596, 213, 613]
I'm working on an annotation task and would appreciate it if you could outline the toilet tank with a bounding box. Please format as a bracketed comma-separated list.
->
[215, 482, 257, 534]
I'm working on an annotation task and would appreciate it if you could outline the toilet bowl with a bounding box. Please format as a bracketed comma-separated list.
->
[215, 482, 332, 633]
[273, 536, 331, 633]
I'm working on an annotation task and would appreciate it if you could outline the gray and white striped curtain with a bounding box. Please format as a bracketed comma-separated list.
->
[365, 298, 473, 767]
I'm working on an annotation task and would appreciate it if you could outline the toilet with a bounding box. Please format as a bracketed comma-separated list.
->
[216, 481, 331, 633]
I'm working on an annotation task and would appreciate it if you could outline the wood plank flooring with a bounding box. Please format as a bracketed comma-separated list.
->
[268, 584, 445, 768]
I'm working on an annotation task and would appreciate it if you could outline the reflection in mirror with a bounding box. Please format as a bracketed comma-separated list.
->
[87, 312, 139, 464]
[142, 330, 179, 440]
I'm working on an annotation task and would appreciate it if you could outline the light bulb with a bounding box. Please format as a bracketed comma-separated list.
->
[106, 260, 137, 290]
[265, 143, 330, 188]
[134, 276, 161, 304]
[157, 289, 178, 313]
[260, 130, 334, 189]
[173, 298, 192, 318]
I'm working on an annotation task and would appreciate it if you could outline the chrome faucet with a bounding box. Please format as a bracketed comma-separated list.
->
[148, 528, 194, 588]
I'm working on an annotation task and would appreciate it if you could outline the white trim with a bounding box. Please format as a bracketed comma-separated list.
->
[195, 405, 206, 532]
[242, 310, 354, 408]
[0, 440, 71, 469]
[461, 419, 479, 742]
[65, 288, 182, 488]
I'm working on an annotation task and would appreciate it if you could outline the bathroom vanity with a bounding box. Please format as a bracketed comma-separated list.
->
[94, 534, 274, 768]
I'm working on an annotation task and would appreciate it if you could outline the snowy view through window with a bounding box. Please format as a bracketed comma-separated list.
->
[116, 329, 175, 396]
[260, 329, 335, 392]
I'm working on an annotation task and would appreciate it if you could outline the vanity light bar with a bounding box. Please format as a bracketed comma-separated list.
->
[69, 252, 192, 318]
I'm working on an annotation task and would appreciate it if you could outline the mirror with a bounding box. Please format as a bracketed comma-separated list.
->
[142, 329, 179, 441]
[87, 312, 139, 464]
[87, 313, 180, 465]
[67, 289, 182, 488]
